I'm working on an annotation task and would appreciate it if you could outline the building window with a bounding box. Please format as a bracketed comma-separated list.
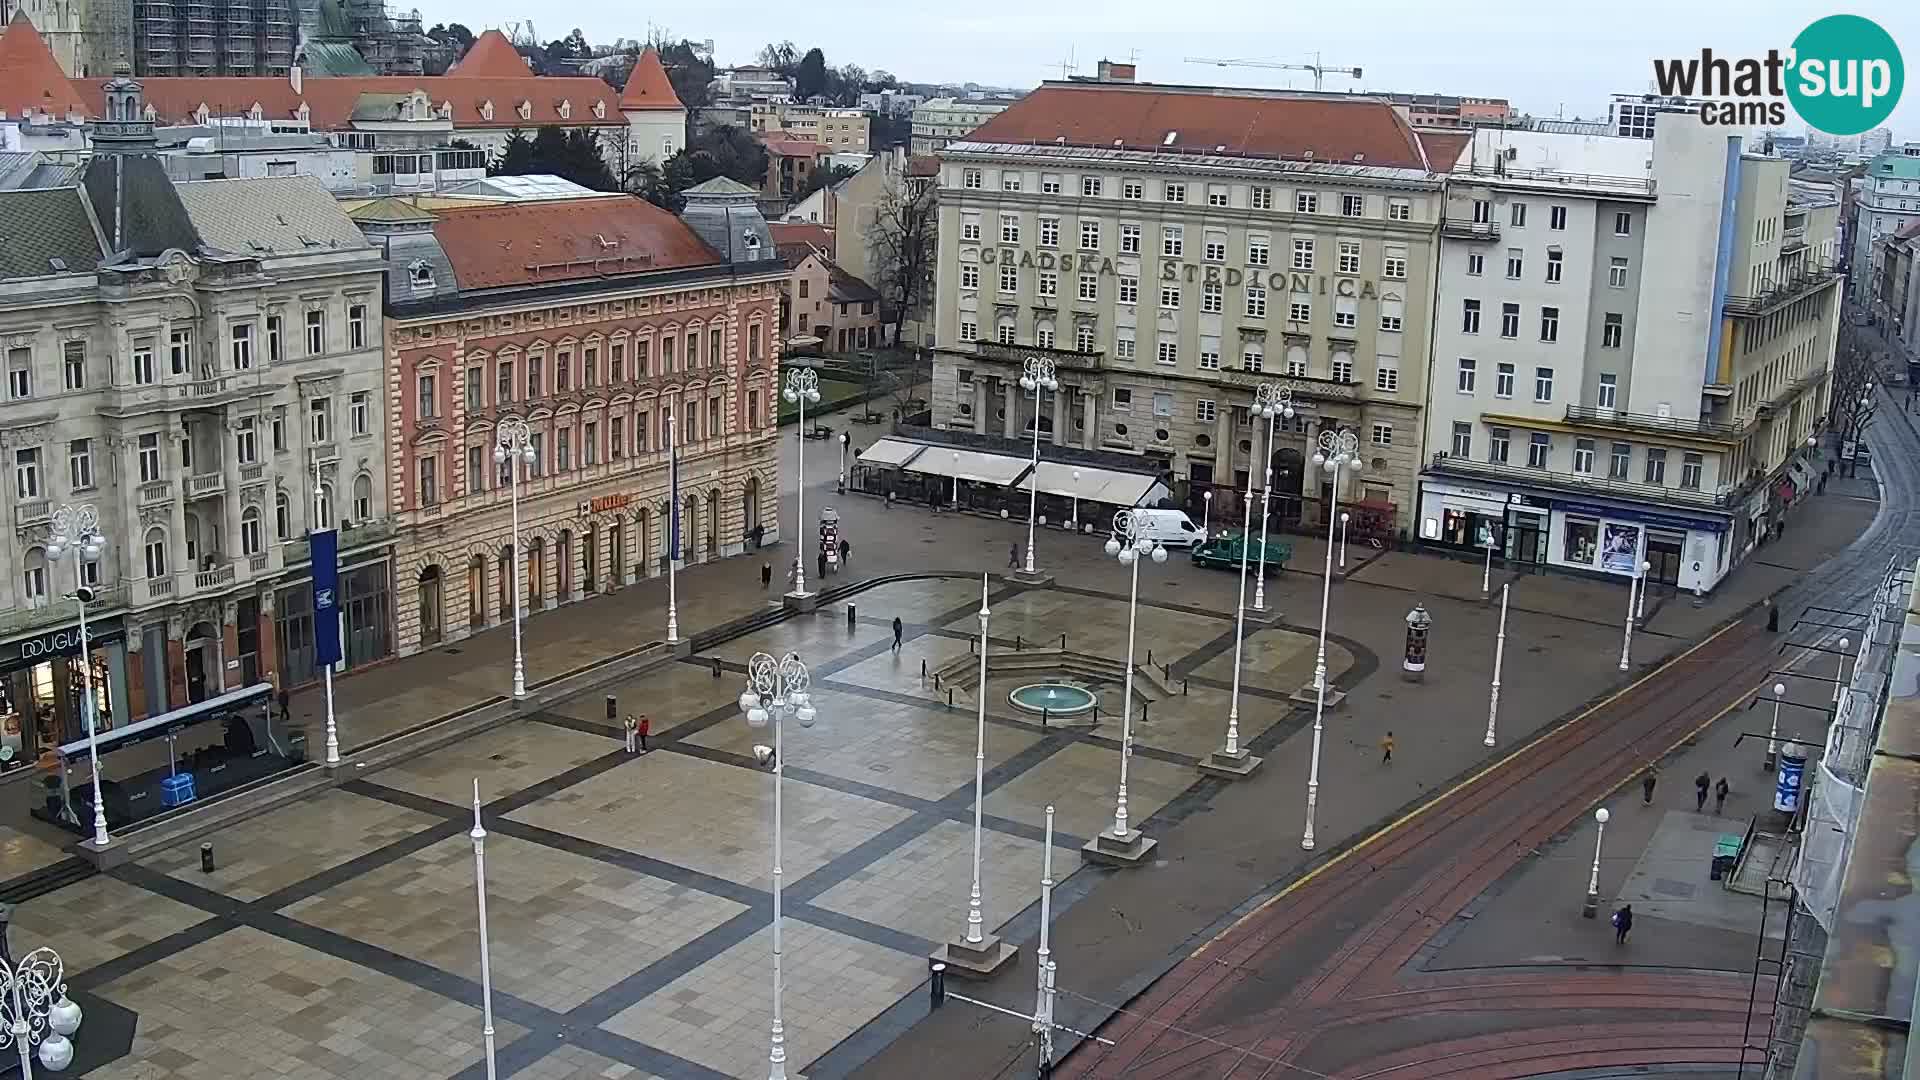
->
[305, 309, 325, 355]
[1341, 194, 1364, 217]
[1245, 284, 1267, 318]
[1462, 299, 1481, 334]
[241, 507, 263, 556]
[12, 447, 38, 499]
[1609, 443, 1631, 479]
[1206, 184, 1228, 207]
[144, 527, 167, 579]
[264, 315, 283, 363]
[1002, 172, 1022, 192]
[1488, 427, 1510, 464]
[229, 323, 253, 370]
[1242, 345, 1263, 373]
[1451, 422, 1472, 457]
[1500, 303, 1520, 338]
[1598, 373, 1618, 408]
[1080, 220, 1100, 250]
[962, 219, 980, 242]
[1505, 249, 1524, 278]
[1466, 251, 1484, 276]
[1545, 250, 1563, 283]
[1602, 313, 1623, 349]
[138, 433, 160, 482]
[1120, 224, 1141, 254]
[67, 438, 92, 490]
[310, 397, 332, 443]
[1163, 182, 1186, 203]
[1540, 306, 1560, 342]
[1614, 211, 1632, 236]
[1609, 257, 1629, 288]
[1202, 281, 1222, 313]
[1156, 341, 1178, 365]
[350, 391, 369, 436]
[1198, 347, 1220, 370]
[1000, 214, 1020, 243]
[1040, 175, 1061, 194]
[1204, 234, 1227, 261]
[1510, 201, 1528, 227]
[1332, 353, 1353, 382]
[997, 321, 1016, 345]
[1163, 226, 1183, 257]
[1527, 432, 1550, 468]
[1549, 205, 1568, 230]
[1112, 387, 1132, 411]
[1371, 423, 1392, 446]
[1644, 447, 1667, 484]
[1388, 198, 1411, 221]
[555, 427, 571, 471]
[1457, 357, 1476, 393]
[1292, 238, 1314, 270]
[1534, 366, 1554, 402]
[235, 420, 257, 466]
[1375, 358, 1399, 392]
[1289, 301, 1311, 323]
[1123, 179, 1144, 200]
[1076, 325, 1096, 352]
[1077, 273, 1099, 302]
[1573, 438, 1595, 474]
[1495, 362, 1515, 398]
[464, 367, 482, 410]
[1036, 325, 1055, 348]
[1114, 332, 1135, 361]
[1248, 236, 1269, 266]
[1039, 272, 1058, 299]
[963, 168, 982, 189]
[352, 473, 372, 520]
[1681, 452, 1703, 490]
[1383, 253, 1406, 279]
[1039, 217, 1059, 247]
[62, 341, 85, 390]
[1197, 399, 1217, 422]
[7, 350, 29, 399]
[1472, 199, 1492, 224]
[1334, 299, 1357, 329]
[131, 340, 156, 385]
[1285, 349, 1307, 377]
[417, 374, 436, 420]
[959, 320, 977, 342]
[1251, 186, 1273, 210]
[1001, 265, 1018, 292]
[961, 264, 979, 290]
[1296, 191, 1318, 214]
[170, 328, 192, 374]
[1119, 276, 1139, 304]
[1082, 176, 1103, 197]
[1338, 241, 1361, 275]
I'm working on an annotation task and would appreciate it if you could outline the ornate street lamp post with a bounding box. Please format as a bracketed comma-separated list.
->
[0, 907, 82, 1076]
[1250, 385, 1295, 612]
[783, 370, 821, 595]
[493, 421, 537, 699]
[1086, 510, 1166, 866]
[1019, 358, 1058, 576]
[740, 652, 816, 1080]
[1302, 428, 1362, 850]
[46, 505, 108, 848]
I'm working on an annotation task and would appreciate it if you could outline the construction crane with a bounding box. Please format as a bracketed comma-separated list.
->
[1183, 53, 1363, 91]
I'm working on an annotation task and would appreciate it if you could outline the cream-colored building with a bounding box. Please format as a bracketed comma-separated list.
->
[1419, 121, 1840, 591]
[910, 97, 1011, 156]
[928, 78, 1445, 533]
[750, 102, 869, 153]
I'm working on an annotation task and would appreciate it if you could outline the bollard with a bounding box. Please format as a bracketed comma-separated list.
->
[847, 604, 857, 631]
[712, 657, 723, 679]
[1183, 678, 1189, 696]
[1142, 700, 1150, 722]
[1147, 649, 1154, 666]
[970, 637, 976, 655]
[1060, 633, 1067, 650]
[1017, 635, 1023, 652]
[200, 842, 215, 873]
[947, 688, 954, 708]
[934, 673, 942, 691]
[929, 961, 948, 1009]
[605, 694, 617, 722]
[1041, 707, 1049, 729]
[921, 658, 928, 679]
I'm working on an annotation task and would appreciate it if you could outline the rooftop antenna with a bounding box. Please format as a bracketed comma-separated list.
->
[1051, 46, 1077, 81]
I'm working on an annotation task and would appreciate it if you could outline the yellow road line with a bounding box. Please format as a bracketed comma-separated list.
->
[1192, 616, 1749, 957]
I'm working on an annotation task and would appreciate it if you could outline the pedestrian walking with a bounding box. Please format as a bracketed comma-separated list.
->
[761, 562, 772, 589]
[1642, 769, 1657, 804]
[1694, 771, 1710, 811]
[817, 550, 828, 580]
[1008, 542, 1019, 568]
[1714, 777, 1730, 813]
[638, 713, 651, 753]
[1767, 602, 1780, 633]
[1379, 731, 1394, 765]
[892, 617, 904, 653]
[1612, 904, 1633, 944]
[624, 713, 639, 754]
[839, 538, 851, 565]
[276, 685, 292, 725]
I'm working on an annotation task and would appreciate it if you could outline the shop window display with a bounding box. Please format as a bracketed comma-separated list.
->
[1563, 518, 1599, 565]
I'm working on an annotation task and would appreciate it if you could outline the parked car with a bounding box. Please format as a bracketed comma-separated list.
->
[1130, 508, 1207, 548]
[1191, 532, 1291, 574]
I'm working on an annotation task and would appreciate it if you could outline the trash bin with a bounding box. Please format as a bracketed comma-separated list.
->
[1710, 833, 1741, 881]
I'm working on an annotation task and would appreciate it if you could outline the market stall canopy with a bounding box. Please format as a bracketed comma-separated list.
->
[853, 437, 928, 469]
[1027, 461, 1167, 507]
[904, 446, 1033, 487]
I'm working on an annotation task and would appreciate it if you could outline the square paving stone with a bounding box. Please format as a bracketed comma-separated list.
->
[688, 686, 1041, 802]
[506, 752, 914, 892]
[140, 787, 443, 903]
[375, 721, 617, 807]
[818, 633, 976, 698]
[283, 832, 744, 1013]
[516, 1044, 662, 1079]
[984, 740, 1194, 841]
[602, 919, 923, 1079]
[549, 660, 743, 735]
[9, 873, 209, 975]
[702, 613, 894, 666]
[1190, 627, 1354, 692]
[0, 821, 78, 882]
[960, 590, 1228, 668]
[812, 819, 1073, 943]
[89, 925, 525, 1080]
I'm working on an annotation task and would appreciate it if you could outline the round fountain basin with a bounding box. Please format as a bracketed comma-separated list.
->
[1008, 682, 1096, 716]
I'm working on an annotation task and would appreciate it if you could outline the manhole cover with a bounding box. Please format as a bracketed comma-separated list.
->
[489, 753, 507, 762]
[1651, 877, 1697, 899]
[442, 647, 463, 655]
[868, 764, 891, 773]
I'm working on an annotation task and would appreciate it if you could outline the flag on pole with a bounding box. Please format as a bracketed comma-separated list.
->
[668, 410, 680, 562]
[312, 527, 341, 667]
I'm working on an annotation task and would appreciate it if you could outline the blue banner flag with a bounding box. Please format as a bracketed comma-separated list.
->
[668, 412, 680, 562]
[311, 528, 341, 666]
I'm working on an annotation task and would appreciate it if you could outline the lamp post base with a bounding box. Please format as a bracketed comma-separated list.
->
[1006, 569, 1055, 587]
[1763, 753, 1777, 772]
[1582, 891, 1600, 919]
[931, 934, 1018, 979]
[1082, 828, 1157, 867]
[1289, 684, 1347, 710]
[1243, 607, 1287, 629]
[1199, 748, 1264, 780]
[782, 590, 818, 613]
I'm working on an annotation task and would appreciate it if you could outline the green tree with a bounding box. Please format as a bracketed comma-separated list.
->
[426, 22, 473, 50]
[795, 163, 856, 200]
[489, 126, 616, 191]
[795, 47, 828, 100]
[491, 129, 537, 175]
[757, 40, 798, 75]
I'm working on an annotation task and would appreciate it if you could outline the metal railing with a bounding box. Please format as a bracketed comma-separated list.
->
[1451, 160, 1657, 195]
[1441, 218, 1500, 241]
[971, 340, 1106, 372]
[1427, 452, 1739, 509]
[1563, 404, 1747, 440]
[0, 583, 128, 637]
[1724, 263, 1840, 317]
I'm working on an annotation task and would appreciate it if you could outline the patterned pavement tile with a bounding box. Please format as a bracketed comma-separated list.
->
[141, 788, 443, 903]
[515, 1045, 660, 1079]
[959, 591, 1229, 669]
[811, 819, 1069, 944]
[601, 919, 924, 1079]
[10, 873, 207, 975]
[283, 832, 744, 1013]
[505, 753, 914, 892]
[984, 740, 1194, 840]
[820, 634, 975, 697]
[1190, 627, 1355, 691]
[375, 722, 616, 808]
[0, 820, 77, 882]
[86, 925, 524, 1080]
[548, 661, 740, 734]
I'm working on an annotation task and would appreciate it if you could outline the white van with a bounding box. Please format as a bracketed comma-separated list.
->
[1130, 508, 1206, 548]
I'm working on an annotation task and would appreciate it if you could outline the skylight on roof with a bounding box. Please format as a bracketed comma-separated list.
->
[1162, 131, 1178, 146]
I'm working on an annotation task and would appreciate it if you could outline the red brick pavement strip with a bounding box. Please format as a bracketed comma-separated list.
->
[1065, 612, 1778, 1079]
[1325, 1027, 1753, 1080]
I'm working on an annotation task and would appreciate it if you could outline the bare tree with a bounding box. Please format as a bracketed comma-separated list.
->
[1829, 327, 1880, 476]
[865, 180, 937, 348]
[870, 351, 931, 421]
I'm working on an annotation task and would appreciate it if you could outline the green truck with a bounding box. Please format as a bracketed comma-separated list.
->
[1191, 532, 1291, 575]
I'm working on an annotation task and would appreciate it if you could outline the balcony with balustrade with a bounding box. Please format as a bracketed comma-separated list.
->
[1724, 261, 1842, 318]
[1427, 451, 1746, 512]
[1561, 405, 1750, 444]
[0, 583, 129, 638]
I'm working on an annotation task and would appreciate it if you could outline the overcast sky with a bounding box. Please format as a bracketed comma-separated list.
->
[475, 1, 1917, 138]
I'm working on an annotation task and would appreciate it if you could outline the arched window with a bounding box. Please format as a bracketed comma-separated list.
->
[315, 484, 334, 530]
[22, 547, 47, 605]
[143, 527, 168, 578]
[276, 491, 291, 539]
[352, 473, 373, 522]
[241, 507, 263, 556]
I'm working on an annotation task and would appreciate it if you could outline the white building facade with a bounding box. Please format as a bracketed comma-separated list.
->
[1849, 145, 1920, 307]
[1420, 120, 1840, 592]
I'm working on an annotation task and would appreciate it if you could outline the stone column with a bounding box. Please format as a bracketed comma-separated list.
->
[125, 632, 148, 723]
[220, 599, 240, 694]
[1003, 380, 1016, 438]
[1053, 386, 1068, 446]
[1081, 393, 1098, 450]
[1214, 397, 1234, 487]
[168, 437, 189, 585]
[258, 588, 279, 689]
[220, 415, 243, 565]
[973, 381, 987, 435]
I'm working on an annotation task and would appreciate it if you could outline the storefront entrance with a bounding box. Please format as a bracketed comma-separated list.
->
[1506, 510, 1547, 564]
[1646, 529, 1685, 585]
[184, 621, 221, 703]
[0, 618, 129, 775]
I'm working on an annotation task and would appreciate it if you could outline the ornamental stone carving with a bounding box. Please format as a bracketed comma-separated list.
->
[138, 506, 169, 527]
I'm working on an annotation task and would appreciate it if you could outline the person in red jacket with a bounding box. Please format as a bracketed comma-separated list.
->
[637, 713, 652, 754]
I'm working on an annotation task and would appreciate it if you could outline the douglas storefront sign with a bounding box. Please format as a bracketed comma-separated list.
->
[3, 618, 127, 669]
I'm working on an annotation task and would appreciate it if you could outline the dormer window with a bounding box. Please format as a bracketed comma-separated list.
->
[558, 100, 571, 120]
[516, 100, 531, 121]
[407, 259, 435, 292]
[144, 104, 158, 121]
[592, 100, 606, 119]
[194, 103, 210, 124]
[294, 102, 308, 122]
[438, 101, 452, 119]
[249, 102, 264, 121]
[480, 100, 494, 121]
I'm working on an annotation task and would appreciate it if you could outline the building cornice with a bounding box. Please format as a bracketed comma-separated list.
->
[940, 141, 1443, 191]
[389, 265, 787, 326]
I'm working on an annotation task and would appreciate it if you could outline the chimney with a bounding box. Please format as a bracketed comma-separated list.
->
[1096, 59, 1136, 84]
[290, 65, 302, 95]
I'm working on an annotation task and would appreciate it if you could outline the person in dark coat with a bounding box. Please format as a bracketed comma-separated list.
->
[761, 563, 773, 589]
[892, 617, 904, 653]
[1714, 777, 1731, 814]
[1642, 769, 1657, 804]
[1694, 771, 1711, 811]
[1612, 904, 1633, 944]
